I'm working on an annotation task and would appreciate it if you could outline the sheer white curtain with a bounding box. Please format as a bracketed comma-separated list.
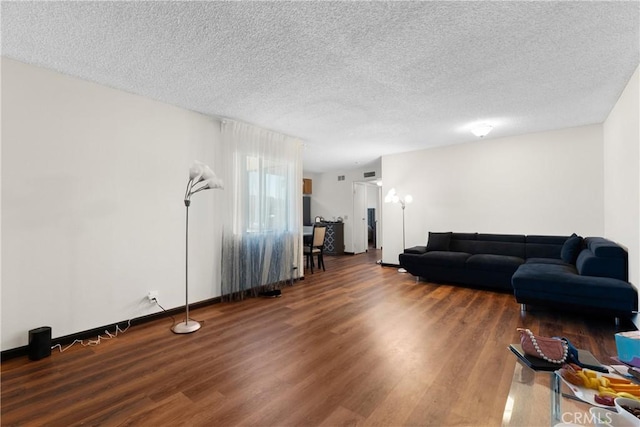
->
[220, 120, 303, 300]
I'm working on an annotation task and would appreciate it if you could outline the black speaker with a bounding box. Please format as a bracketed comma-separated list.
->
[28, 326, 52, 361]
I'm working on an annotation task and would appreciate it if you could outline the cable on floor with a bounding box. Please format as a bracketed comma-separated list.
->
[51, 319, 132, 353]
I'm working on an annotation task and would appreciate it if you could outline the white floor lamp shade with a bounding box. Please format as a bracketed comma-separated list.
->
[384, 188, 412, 273]
[172, 161, 223, 334]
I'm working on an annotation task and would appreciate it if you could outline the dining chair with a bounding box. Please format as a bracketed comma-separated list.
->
[304, 225, 326, 273]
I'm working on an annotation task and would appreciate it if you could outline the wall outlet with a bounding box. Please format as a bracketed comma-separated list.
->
[147, 291, 159, 302]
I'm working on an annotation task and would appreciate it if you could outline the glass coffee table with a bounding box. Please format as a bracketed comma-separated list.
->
[502, 358, 599, 427]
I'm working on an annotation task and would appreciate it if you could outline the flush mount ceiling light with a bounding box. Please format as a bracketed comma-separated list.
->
[471, 123, 493, 138]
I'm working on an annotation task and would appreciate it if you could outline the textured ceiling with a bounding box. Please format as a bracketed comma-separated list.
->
[2, 1, 639, 173]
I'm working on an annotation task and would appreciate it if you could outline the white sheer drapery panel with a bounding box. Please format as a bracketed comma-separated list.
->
[220, 120, 303, 300]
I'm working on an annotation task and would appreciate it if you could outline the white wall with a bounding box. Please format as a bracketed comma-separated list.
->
[1, 59, 224, 351]
[381, 125, 604, 264]
[603, 65, 640, 320]
[308, 161, 381, 253]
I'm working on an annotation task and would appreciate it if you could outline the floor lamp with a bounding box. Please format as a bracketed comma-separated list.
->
[384, 188, 413, 273]
[172, 161, 223, 334]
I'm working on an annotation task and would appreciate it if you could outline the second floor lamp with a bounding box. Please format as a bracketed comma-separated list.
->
[385, 188, 413, 273]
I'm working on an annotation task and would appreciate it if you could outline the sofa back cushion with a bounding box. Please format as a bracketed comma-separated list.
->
[576, 237, 628, 281]
[472, 241, 526, 258]
[525, 235, 567, 259]
[449, 233, 526, 258]
[449, 232, 477, 253]
[426, 232, 452, 251]
[477, 233, 525, 243]
[588, 237, 628, 258]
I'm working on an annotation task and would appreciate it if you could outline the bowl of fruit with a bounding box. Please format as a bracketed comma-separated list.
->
[614, 397, 640, 425]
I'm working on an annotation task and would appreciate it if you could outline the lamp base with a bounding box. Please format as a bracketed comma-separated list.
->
[171, 320, 201, 334]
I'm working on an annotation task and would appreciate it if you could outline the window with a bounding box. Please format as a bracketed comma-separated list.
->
[245, 155, 293, 233]
[221, 119, 303, 300]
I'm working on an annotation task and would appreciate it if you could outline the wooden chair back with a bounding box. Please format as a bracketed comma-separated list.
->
[312, 225, 326, 248]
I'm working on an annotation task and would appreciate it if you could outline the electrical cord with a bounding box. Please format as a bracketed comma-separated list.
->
[51, 319, 132, 353]
[152, 298, 204, 326]
[151, 298, 204, 327]
[152, 298, 177, 327]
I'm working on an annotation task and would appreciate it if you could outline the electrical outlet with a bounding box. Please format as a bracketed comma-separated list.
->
[147, 291, 159, 302]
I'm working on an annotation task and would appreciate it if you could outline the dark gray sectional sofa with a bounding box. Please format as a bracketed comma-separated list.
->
[398, 232, 638, 316]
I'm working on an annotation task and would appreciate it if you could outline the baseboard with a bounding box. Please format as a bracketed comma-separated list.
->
[0, 296, 222, 362]
[1, 345, 29, 361]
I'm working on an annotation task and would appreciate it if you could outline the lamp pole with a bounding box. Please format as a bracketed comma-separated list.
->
[399, 200, 408, 273]
[401, 201, 406, 250]
[172, 198, 202, 334]
[184, 200, 193, 327]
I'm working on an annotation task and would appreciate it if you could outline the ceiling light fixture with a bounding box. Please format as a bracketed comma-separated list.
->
[471, 123, 493, 138]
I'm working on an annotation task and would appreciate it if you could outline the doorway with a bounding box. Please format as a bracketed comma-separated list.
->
[352, 181, 382, 254]
[353, 182, 367, 254]
[367, 208, 376, 248]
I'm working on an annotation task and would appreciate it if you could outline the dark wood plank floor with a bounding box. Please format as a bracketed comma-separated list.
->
[2, 249, 632, 426]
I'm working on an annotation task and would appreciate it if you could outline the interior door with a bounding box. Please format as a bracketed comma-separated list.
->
[353, 182, 367, 254]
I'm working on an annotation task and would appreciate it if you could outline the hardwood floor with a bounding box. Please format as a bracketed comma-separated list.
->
[2, 250, 632, 426]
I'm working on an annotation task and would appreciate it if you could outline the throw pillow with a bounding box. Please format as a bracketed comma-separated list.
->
[561, 233, 583, 264]
[426, 232, 452, 252]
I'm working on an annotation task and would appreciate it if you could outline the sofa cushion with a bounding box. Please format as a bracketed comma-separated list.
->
[586, 237, 628, 258]
[576, 248, 628, 281]
[451, 239, 526, 257]
[526, 258, 570, 266]
[449, 233, 478, 253]
[404, 245, 427, 255]
[419, 251, 471, 268]
[526, 235, 569, 245]
[525, 235, 567, 259]
[426, 232, 452, 251]
[514, 262, 578, 278]
[472, 241, 526, 258]
[452, 232, 478, 240]
[477, 233, 525, 243]
[512, 263, 578, 290]
[465, 254, 524, 272]
[513, 263, 635, 302]
[561, 233, 583, 264]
